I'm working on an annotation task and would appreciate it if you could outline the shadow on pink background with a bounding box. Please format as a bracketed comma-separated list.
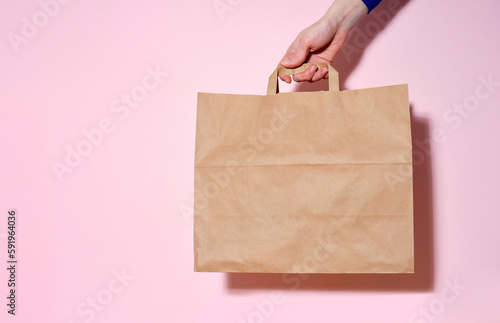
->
[227, 1, 434, 292]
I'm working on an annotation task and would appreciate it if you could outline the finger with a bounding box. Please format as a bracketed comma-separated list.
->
[280, 37, 310, 68]
[292, 65, 318, 82]
[279, 75, 292, 84]
[310, 67, 329, 82]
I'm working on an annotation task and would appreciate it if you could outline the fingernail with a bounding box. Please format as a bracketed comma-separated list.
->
[310, 66, 318, 73]
[281, 59, 291, 66]
[321, 69, 328, 75]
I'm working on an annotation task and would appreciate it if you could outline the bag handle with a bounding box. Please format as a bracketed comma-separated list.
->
[267, 63, 339, 95]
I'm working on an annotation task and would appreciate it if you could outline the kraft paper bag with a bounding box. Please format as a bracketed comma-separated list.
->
[194, 63, 414, 273]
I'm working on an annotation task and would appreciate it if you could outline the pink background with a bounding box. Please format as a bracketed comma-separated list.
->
[1, 0, 500, 322]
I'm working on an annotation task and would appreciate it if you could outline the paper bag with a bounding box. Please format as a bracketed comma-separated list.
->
[194, 63, 414, 273]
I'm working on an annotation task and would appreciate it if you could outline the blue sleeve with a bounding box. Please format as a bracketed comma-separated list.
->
[362, 0, 382, 13]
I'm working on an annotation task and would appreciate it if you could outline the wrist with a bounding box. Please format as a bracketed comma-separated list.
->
[322, 0, 368, 31]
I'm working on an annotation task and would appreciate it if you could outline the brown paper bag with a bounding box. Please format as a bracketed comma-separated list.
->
[194, 63, 414, 273]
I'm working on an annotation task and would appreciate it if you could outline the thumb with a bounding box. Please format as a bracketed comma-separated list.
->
[280, 37, 310, 68]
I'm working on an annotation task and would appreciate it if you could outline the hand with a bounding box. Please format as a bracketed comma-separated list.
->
[279, 0, 368, 83]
